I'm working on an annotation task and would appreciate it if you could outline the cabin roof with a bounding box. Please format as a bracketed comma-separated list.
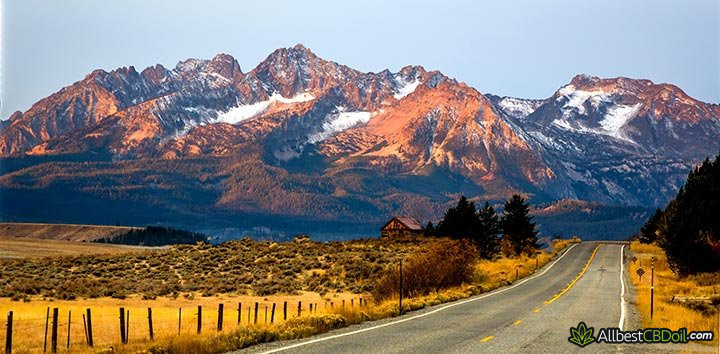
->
[381, 216, 424, 231]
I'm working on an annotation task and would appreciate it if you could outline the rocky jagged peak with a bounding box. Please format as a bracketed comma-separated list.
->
[260, 44, 320, 68]
[141, 64, 171, 85]
[8, 111, 23, 122]
[174, 58, 207, 74]
[568, 73, 600, 87]
[250, 45, 356, 98]
[84, 68, 109, 81]
[397, 65, 427, 77]
[208, 53, 243, 80]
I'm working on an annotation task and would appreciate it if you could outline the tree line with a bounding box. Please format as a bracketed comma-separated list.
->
[637, 152, 720, 275]
[425, 194, 540, 259]
[97, 226, 209, 246]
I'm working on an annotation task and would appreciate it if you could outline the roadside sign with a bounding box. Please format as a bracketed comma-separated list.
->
[631, 256, 637, 263]
[636, 267, 645, 281]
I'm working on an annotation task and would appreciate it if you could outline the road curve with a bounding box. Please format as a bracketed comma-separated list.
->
[238, 243, 710, 354]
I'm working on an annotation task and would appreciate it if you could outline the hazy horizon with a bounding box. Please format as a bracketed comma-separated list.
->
[1, 0, 718, 118]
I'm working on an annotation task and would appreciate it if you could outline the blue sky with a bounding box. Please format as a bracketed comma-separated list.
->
[1, 0, 718, 118]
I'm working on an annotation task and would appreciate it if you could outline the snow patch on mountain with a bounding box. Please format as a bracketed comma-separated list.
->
[214, 92, 315, 124]
[272, 92, 315, 104]
[394, 77, 422, 99]
[551, 102, 643, 143]
[551, 118, 575, 131]
[498, 97, 541, 119]
[599, 103, 643, 139]
[308, 107, 372, 143]
[215, 100, 272, 124]
[557, 84, 610, 116]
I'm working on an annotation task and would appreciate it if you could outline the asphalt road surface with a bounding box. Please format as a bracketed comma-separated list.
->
[240, 243, 714, 354]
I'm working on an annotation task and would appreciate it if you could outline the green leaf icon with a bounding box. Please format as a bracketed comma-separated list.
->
[568, 322, 595, 347]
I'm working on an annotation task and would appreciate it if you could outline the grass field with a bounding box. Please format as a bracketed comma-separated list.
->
[628, 241, 720, 345]
[0, 238, 578, 353]
[0, 236, 440, 301]
[0, 236, 159, 259]
[0, 222, 137, 242]
[0, 292, 362, 353]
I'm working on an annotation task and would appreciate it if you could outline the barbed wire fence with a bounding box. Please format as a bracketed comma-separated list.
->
[2, 297, 369, 353]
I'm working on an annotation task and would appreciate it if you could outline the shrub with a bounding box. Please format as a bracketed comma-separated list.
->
[372, 239, 477, 300]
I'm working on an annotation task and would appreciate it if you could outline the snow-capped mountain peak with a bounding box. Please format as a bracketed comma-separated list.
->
[2, 47, 719, 211]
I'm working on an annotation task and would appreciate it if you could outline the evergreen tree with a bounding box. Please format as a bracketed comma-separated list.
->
[475, 202, 501, 259]
[425, 221, 436, 236]
[500, 195, 539, 256]
[638, 208, 662, 244]
[434, 196, 501, 259]
[657, 153, 720, 275]
[436, 196, 480, 239]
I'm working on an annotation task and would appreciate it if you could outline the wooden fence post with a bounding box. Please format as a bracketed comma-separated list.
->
[351, 299, 354, 308]
[309, 303, 313, 314]
[43, 307, 49, 352]
[197, 306, 202, 334]
[297, 301, 302, 317]
[217, 304, 223, 331]
[237, 303, 242, 324]
[82, 314, 88, 346]
[271, 303, 276, 324]
[119, 307, 126, 345]
[4, 311, 12, 354]
[178, 308, 182, 335]
[399, 259, 404, 315]
[147, 308, 154, 340]
[86, 308, 93, 347]
[254, 303, 258, 325]
[264, 305, 268, 324]
[125, 310, 130, 344]
[66, 311, 71, 349]
[283, 301, 287, 321]
[51, 308, 58, 353]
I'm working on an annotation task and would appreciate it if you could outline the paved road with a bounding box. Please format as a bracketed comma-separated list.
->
[240, 243, 713, 354]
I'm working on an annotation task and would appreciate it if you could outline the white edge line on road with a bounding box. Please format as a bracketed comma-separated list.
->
[261, 243, 581, 354]
[618, 244, 626, 330]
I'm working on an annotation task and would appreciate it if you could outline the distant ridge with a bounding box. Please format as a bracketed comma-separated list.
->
[1, 45, 718, 240]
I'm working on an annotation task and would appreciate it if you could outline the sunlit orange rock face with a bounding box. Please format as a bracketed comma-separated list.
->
[0, 73, 120, 154]
[318, 73, 554, 188]
[2, 45, 719, 211]
[561, 75, 720, 124]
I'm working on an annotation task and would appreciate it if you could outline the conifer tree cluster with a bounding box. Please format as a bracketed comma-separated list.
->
[638, 152, 720, 275]
[431, 195, 539, 259]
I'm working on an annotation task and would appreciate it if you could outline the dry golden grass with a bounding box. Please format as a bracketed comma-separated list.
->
[628, 241, 719, 345]
[474, 238, 577, 290]
[0, 238, 579, 353]
[0, 236, 159, 259]
[0, 292, 363, 353]
[0, 223, 137, 242]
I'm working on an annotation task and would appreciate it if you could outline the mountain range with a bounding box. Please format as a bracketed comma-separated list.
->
[1, 44, 718, 240]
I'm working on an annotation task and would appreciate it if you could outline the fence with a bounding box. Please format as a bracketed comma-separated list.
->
[1, 297, 368, 353]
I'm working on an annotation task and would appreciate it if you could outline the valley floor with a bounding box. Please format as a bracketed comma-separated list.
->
[0, 236, 158, 259]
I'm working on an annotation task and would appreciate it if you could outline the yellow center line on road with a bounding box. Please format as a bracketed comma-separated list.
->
[480, 335, 495, 343]
[532, 308, 541, 313]
[513, 320, 523, 326]
[544, 244, 601, 305]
